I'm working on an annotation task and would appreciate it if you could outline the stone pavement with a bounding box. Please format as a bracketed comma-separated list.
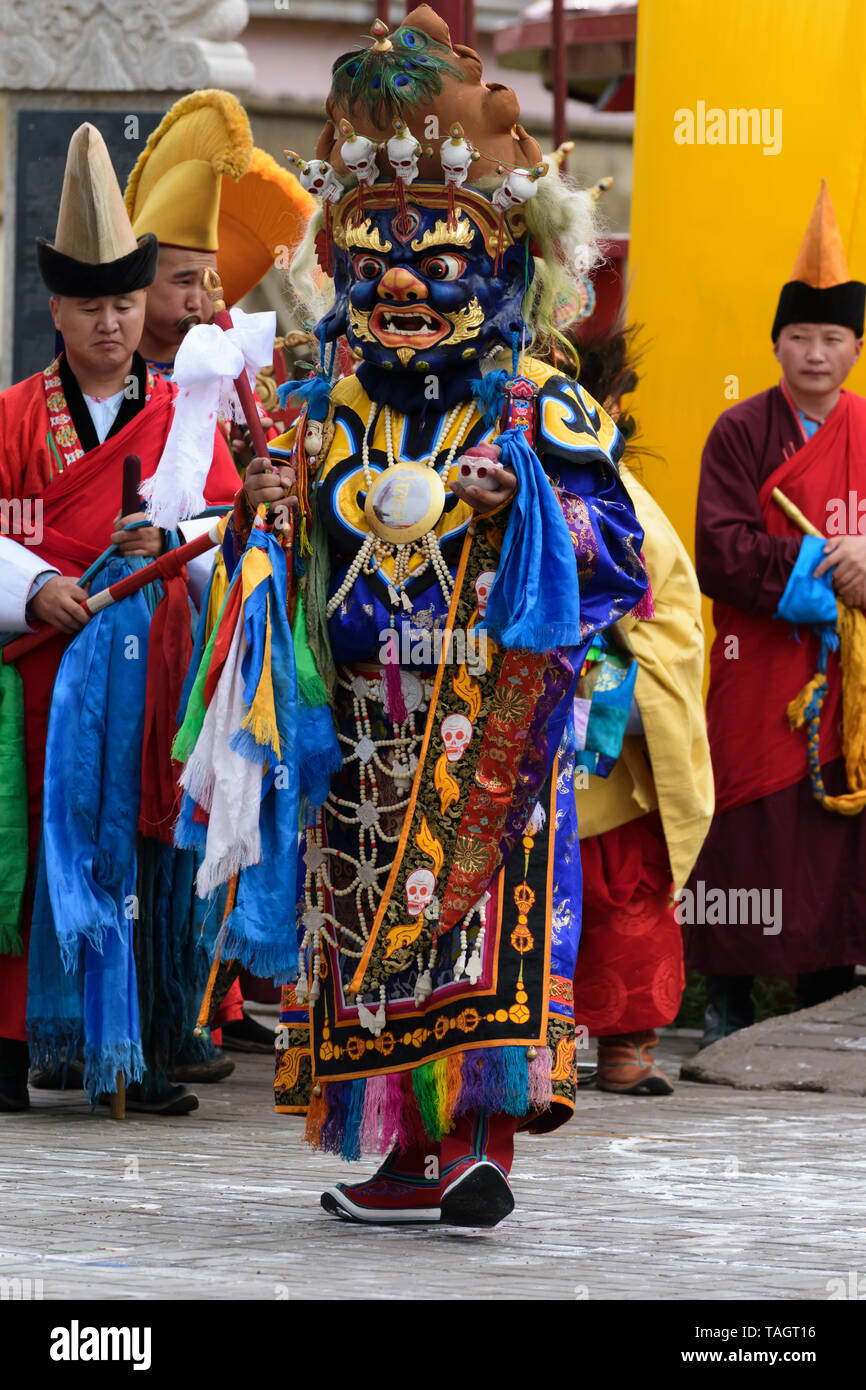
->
[682, 987, 866, 1095]
[1, 1028, 864, 1301]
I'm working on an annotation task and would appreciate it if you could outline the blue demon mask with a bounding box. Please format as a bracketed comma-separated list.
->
[317, 185, 532, 381]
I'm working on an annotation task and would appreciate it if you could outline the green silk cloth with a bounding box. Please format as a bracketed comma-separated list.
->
[0, 662, 28, 955]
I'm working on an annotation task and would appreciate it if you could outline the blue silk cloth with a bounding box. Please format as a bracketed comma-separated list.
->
[27, 556, 151, 1101]
[481, 426, 584, 652]
[775, 535, 838, 627]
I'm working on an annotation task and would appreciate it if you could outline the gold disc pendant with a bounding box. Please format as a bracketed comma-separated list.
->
[364, 462, 447, 544]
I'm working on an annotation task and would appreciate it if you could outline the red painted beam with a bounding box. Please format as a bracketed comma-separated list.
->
[552, 0, 568, 155]
[494, 11, 637, 57]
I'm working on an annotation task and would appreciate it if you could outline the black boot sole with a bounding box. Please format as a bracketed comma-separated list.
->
[320, 1187, 441, 1224]
[439, 1162, 514, 1228]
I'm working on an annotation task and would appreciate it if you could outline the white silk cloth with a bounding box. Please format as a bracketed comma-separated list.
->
[179, 612, 265, 898]
[142, 306, 276, 529]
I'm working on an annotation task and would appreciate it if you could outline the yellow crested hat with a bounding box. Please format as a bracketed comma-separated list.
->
[217, 147, 316, 306]
[125, 89, 252, 251]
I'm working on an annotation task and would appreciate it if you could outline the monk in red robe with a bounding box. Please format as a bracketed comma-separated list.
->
[689, 181, 866, 1044]
[0, 123, 239, 1110]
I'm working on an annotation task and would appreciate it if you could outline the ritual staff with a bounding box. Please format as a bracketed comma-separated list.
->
[0, 123, 239, 1112]
[177, 7, 648, 1226]
[125, 91, 315, 1061]
[691, 181, 866, 1045]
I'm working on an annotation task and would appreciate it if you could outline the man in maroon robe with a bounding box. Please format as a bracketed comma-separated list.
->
[690, 181, 866, 1043]
[0, 123, 240, 1110]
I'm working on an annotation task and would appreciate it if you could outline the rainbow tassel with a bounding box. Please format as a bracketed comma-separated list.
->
[304, 1082, 328, 1149]
[444, 1051, 463, 1129]
[528, 1046, 553, 1108]
[320, 1079, 353, 1155]
[359, 1073, 393, 1154]
[341, 1078, 366, 1162]
[309, 1045, 547, 1159]
[451, 1046, 529, 1118]
[412, 1057, 451, 1141]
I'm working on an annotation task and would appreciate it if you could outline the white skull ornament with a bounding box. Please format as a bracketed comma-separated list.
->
[339, 119, 379, 186]
[492, 165, 545, 212]
[474, 570, 496, 619]
[284, 153, 343, 203]
[304, 418, 324, 459]
[440, 123, 472, 188]
[387, 121, 420, 185]
[405, 868, 436, 919]
[441, 713, 472, 762]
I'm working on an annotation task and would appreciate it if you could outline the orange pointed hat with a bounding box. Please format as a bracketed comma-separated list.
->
[772, 180, 865, 339]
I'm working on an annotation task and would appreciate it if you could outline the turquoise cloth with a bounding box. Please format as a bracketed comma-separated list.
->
[577, 650, 638, 778]
[776, 535, 838, 627]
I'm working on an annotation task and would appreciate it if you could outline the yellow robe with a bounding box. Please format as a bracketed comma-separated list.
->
[576, 464, 714, 893]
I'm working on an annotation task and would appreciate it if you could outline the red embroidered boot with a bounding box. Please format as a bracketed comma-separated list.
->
[438, 1110, 517, 1228]
[321, 1139, 442, 1224]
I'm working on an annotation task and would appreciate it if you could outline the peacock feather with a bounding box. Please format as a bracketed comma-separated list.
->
[331, 26, 462, 126]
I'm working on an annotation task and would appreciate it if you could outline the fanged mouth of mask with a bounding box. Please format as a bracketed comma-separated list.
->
[370, 304, 449, 347]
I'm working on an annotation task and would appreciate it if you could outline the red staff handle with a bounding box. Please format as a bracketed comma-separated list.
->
[121, 454, 142, 518]
[1, 525, 221, 665]
[203, 268, 269, 459]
